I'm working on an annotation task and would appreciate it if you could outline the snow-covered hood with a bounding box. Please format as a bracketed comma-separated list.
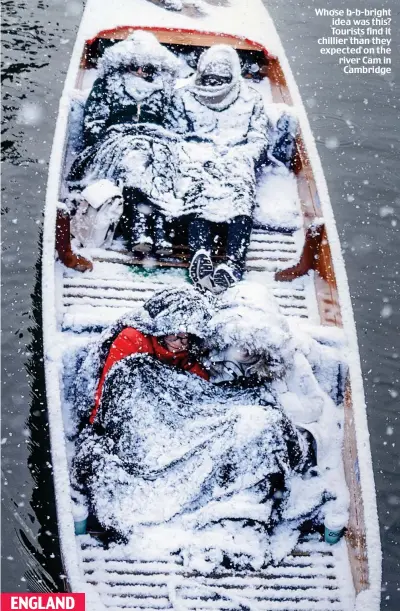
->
[209, 281, 296, 371]
[189, 44, 242, 111]
[98, 30, 180, 77]
[71, 286, 214, 423]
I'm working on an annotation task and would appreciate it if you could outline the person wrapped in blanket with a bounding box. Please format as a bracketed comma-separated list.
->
[70, 285, 326, 564]
[206, 282, 348, 560]
[68, 30, 181, 255]
[167, 45, 271, 294]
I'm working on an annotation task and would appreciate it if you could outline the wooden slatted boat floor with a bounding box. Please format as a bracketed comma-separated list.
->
[59, 228, 320, 333]
[78, 537, 355, 610]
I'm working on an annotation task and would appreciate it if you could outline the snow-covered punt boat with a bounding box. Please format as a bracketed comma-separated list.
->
[43, 0, 381, 609]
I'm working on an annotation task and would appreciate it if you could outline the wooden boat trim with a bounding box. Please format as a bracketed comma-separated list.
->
[344, 381, 370, 593]
[86, 25, 271, 53]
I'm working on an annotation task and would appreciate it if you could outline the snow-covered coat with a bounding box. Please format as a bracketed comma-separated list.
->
[67, 31, 181, 214]
[72, 355, 312, 540]
[168, 45, 270, 221]
[84, 30, 179, 147]
[81, 73, 170, 150]
[208, 281, 347, 475]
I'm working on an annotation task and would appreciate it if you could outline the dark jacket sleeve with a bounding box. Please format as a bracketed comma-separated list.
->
[165, 90, 191, 135]
[83, 77, 111, 147]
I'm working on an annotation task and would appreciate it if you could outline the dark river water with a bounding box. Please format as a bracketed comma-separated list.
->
[1, 0, 399, 605]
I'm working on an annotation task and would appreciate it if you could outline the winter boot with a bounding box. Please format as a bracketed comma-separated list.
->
[189, 249, 214, 292]
[55, 208, 93, 272]
[213, 263, 238, 294]
[154, 214, 173, 256]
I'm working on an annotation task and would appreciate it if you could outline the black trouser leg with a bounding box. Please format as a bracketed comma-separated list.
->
[188, 217, 213, 257]
[226, 215, 253, 279]
[154, 213, 173, 255]
[131, 210, 149, 246]
[120, 187, 136, 241]
[122, 187, 152, 251]
[154, 213, 166, 244]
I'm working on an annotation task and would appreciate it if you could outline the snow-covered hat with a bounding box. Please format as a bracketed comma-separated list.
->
[98, 30, 180, 76]
[143, 285, 213, 337]
[81, 180, 122, 209]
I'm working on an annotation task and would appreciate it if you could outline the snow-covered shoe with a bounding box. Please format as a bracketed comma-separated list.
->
[212, 264, 238, 294]
[189, 249, 214, 291]
[132, 235, 153, 254]
[155, 240, 174, 256]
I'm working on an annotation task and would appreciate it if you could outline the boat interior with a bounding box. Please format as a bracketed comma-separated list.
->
[56, 27, 369, 609]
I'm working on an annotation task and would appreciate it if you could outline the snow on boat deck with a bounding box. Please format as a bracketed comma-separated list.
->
[59, 228, 320, 333]
[77, 537, 355, 611]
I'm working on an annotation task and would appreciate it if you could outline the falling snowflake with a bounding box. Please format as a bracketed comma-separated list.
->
[379, 206, 394, 218]
[16, 102, 43, 126]
[325, 136, 339, 150]
[380, 304, 393, 318]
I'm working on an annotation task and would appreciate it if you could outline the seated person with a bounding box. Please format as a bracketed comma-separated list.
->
[208, 281, 345, 476]
[73, 285, 212, 428]
[68, 30, 180, 255]
[90, 287, 210, 424]
[167, 45, 271, 293]
[70, 285, 317, 559]
[207, 282, 294, 389]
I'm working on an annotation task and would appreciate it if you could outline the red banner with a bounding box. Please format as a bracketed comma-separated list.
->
[1, 594, 85, 611]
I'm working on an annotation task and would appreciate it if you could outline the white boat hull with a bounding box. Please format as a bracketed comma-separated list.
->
[42, 1, 381, 608]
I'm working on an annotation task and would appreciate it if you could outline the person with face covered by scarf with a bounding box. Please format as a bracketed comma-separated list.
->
[168, 45, 271, 293]
[68, 31, 180, 255]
